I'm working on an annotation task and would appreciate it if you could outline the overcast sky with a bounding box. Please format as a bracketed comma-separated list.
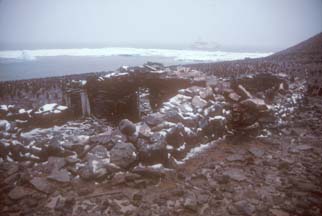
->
[0, 0, 321, 51]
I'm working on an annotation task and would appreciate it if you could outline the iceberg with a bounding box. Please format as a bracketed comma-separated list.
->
[0, 47, 272, 62]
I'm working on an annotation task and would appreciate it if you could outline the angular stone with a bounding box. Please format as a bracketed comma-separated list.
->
[119, 119, 136, 136]
[8, 186, 31, 200]
[178, 102, 194, 113]
[48, 169, 71, 183]
[234, 200, 255, 216]
[138, 123, 152, 138]
[192, 96, 207, 109]
[229, 92, 242, 102]
[295, 145, 312, 151]
[111, 131, 127, 145]
[111, 199, 137, 215]
[88, 145, 109, 159]
[63, 135, 89, 152]
[226, 154, 245, 162]
[199, 115, 225, 139]
[7, 163, 19, 175]
[240, 98, 268, 111]
[199, 87, 213, 99]
[166, 124, 185, 148]
[237, 84, 253, 99]
[249, 147, 265, 157]
[30, 177, 54, 194]
[65, 156, 80, 165]
[0, 120, 11, 132]
[291, 128, 307, 137]
[137, 133, 168, 165]
[270, 209, 290, 216]
[48, 156, 66, 170]
[87, 155, 120, 179]
[110, 142, 137, 168]
[144, 113, 165, 127]
[78, 165, 95, 181]
[89, 130, 113, 149]
[183, 192, 198, 212]
[223, 168, 246, 181]
[4, 173, 20, 185]
[132, 166, 166, 178]
[46, 195, 64, 209]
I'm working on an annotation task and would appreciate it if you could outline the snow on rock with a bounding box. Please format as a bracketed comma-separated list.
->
[18, 109, 26, 114]
[35, 103, 68, 115]
[0, 105, 9, 111]
[104, 72, 128, 79]
[0, 120, 11, 131]
[182, 140, 220, 162]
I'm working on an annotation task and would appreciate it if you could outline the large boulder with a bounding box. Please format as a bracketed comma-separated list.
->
[166, 124, 185, 148]
[62, 135, 89, 154]
[199, 86, 213, 100]
[240, 98, 268, 111]
[137, 132, 168, 166]
[47, 169, 71, 183]
[84, 145, 120, 179]
[89, 127, 113, 149]
[137, 123, 152, 138]
[200, 115, 226, 138]
[30, 177, 54, 194]
[227, 92, 241, 102]
[0, 120, 11, 132]
[119, 119, 136, 136]
[192, 95, 207, 109]
[236, 85, 253, 100]
[144, 113, 164, 127]
[110, 142, 137, 169]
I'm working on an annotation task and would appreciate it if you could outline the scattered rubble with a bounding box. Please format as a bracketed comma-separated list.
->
[1, 59, 322, 215]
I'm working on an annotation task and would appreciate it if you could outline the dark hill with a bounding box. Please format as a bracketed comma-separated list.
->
[269, 32, 322, 63]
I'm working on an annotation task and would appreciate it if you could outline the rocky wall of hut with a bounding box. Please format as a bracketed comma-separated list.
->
[86, 75, 140, 123]
[85, 72, 205, 124]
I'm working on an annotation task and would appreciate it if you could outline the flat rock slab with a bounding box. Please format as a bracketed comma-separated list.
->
[110, 142, 137, 169]
[46, 195, 64, 209]
[48, 156, 66, 170]
[226, 154, 245, 162]
[48, 168, 71, 183]
[295, 145, 312, 151]
[223, 168, 246, 181]
[111, 199, 137, 215]
[270, 209, 290, 216]
[233, 200, 255, 216]
[249, 147, 265, 157]
[192, 95, 207, 109]
[228, 92, 241, 102]
[8, 186, 32, 200]
[30, 177, 54, 194]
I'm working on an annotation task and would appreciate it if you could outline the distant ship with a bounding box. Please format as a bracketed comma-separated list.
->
[190, 40, 222, 51]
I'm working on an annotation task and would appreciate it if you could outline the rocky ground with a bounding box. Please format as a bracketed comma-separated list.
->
[1, 67, 322, 216]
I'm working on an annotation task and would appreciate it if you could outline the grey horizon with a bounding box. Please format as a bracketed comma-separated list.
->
[0, 0, 321, 52]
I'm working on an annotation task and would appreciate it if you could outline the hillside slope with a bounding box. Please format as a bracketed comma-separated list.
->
[274, 32, 322, 56]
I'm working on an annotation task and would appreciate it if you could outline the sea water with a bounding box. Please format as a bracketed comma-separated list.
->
[0, 47, 272, 81]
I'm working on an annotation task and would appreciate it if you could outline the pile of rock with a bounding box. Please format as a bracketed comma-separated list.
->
[86, 63, 206, 124]
[1, 70, 300, 189]
[0, 73, 288, 174]
[224, 83, 273, 141]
